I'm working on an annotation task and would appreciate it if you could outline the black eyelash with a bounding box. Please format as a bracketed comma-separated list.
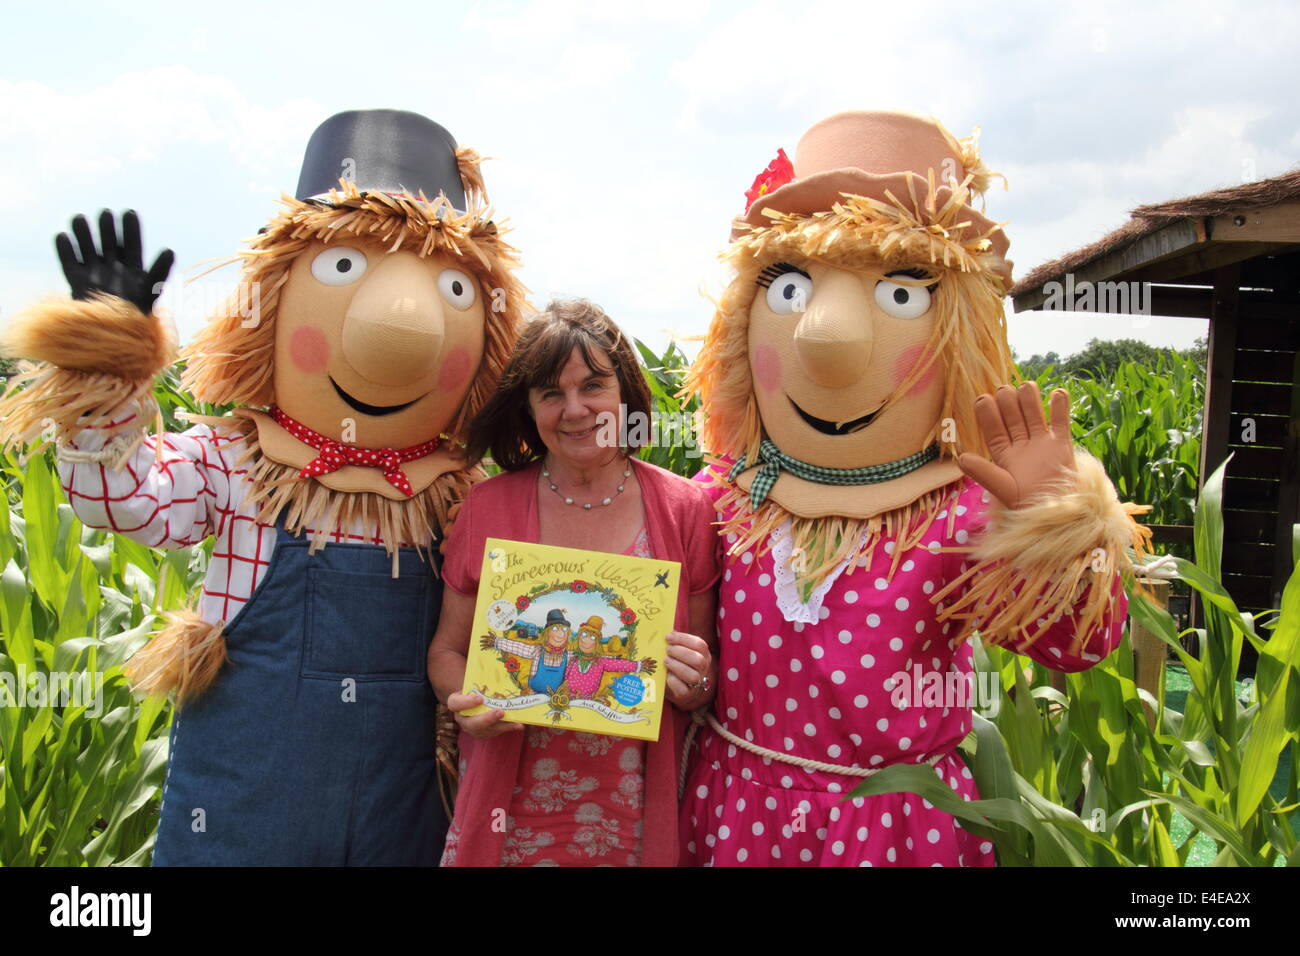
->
[756, 262, 810, 289]
[888, 268, 939, 292]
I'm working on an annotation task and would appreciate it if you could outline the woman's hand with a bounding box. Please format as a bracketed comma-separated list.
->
[664, 630, 714, 710]
[446, 690, 524, 739]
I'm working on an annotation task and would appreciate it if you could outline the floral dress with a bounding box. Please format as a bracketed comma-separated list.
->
[441, 526, 654, 866]
[679, 476, 1127, 866]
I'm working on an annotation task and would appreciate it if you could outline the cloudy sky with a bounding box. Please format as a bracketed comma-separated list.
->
[3, 0, 1296, 362]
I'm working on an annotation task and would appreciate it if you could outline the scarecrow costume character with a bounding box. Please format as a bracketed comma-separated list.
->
[680, 111, 1151, 866]
[0, 110, 527, 865]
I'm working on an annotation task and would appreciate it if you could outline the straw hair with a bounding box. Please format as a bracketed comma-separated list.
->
[182, 173, 527, 447]
[687, 186, 1018, 593]
[691, 195, 1016, 470]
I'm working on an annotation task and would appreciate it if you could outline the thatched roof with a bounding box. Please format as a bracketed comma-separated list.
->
[1011, 168, 1300, 296]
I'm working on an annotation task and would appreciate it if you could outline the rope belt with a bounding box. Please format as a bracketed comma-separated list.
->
[678, 710, 950, 797]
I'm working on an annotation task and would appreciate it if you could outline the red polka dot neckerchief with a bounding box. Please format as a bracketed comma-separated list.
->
[269, 406, 439, 498]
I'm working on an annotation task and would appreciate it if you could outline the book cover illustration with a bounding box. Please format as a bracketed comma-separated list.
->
[461, 537, 682, 741]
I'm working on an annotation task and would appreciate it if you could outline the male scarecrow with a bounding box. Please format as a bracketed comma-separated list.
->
[0, 110, 527, 865]
[681, 111, 1150, 866]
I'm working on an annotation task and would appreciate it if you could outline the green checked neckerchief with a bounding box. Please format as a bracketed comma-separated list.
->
[729, 440, 941, 510]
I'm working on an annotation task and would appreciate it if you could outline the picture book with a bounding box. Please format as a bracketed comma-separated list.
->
[460, 537, 681, 741]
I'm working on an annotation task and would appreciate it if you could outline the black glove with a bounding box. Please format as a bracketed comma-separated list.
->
[54, 209, 175, 314]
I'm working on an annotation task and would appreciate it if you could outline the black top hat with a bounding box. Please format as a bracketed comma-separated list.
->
[544, 609, 571, 629]
[294, 109, 468, 211]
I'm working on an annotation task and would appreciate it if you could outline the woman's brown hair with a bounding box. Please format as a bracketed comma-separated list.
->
[467, 299, 653, 471]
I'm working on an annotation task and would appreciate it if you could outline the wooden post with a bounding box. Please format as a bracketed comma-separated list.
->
[1131, 580, 1171, 728]
[1194, 262, 1241, 629]
[1274, 350, 1300, 606]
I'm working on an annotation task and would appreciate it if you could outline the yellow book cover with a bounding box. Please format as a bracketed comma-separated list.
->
[461, 537, 681, 741]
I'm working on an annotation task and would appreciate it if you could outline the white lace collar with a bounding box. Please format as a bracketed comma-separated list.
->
[768, 519, 868, 625]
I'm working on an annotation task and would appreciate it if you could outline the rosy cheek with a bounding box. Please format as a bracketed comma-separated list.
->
[753, 345, 783, 393]
[289, 327, 330, 374]
[894, 344, 939, 395]
[438, 347, 472, 393]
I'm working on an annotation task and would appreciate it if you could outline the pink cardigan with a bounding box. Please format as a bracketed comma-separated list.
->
[441, 457, 722, 867]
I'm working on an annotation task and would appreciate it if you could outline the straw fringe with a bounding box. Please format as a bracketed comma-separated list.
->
[0, 293, 176, 380]
[125, 608, 228, 705]
[181, 177, 528, 440]
[746, 191, 1006, 288]
[0, 365, 158, 448]
[709, 465, 964, 593]
[932, 450, 1154, 653]
[205, 412, 480, 563]
[455, 146, 488, 208]
[0, 294, 174, 447]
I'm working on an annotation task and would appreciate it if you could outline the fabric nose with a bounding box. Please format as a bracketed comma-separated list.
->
[341, 255, 445, 385]
[793, 304, 872, 389]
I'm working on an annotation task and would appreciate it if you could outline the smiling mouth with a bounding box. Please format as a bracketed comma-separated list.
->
[330, 377, 423, 417]
[790, 397, 883, 435]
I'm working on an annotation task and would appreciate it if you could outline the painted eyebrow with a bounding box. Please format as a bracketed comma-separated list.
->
[756, 261, 810, 289]
[885, 267, 939, 291]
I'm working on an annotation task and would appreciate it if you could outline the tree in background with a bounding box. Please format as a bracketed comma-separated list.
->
[1061, 338, 1167, 377]
[1018, 335, 1207, 380]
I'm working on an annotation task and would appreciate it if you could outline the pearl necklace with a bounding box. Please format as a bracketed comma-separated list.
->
[541, 457, 632, 510]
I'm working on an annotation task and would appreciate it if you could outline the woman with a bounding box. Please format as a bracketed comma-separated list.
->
[429, 299, 721, 866]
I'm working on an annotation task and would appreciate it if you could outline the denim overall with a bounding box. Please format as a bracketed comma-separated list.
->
[528, 650, 567, 695]
[152, 522, 446, 866]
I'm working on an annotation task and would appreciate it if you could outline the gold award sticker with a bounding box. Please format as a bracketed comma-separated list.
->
[487, 599, 518, 631]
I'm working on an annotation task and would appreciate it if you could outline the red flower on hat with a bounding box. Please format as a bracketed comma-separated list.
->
[620, 608, 637, 626]
[743, 148, 795, 215]
[516, 595, 531, 611]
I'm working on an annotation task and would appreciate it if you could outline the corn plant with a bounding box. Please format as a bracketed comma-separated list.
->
[634, 338, 703, 479]
[851, 457, 1298, 865]
[0, 448, 206, 865]
[1024, 354, 1203, 528]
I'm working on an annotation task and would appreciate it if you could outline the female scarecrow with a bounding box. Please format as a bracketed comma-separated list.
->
[681, 110, 1150, 866]
[0, 110, 527, 865]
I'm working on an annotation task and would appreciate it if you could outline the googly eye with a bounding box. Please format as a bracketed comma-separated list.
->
[310, 246, 368, 286]
[765, 271, 813, 315]
[438, 269, 477, 310]
[874, 278, 933, 319]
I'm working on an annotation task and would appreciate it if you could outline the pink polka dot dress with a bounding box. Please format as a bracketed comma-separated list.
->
[680, 474, 1127, 867]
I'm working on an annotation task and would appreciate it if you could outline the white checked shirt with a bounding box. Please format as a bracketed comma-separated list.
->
[59, 406, 398, 628]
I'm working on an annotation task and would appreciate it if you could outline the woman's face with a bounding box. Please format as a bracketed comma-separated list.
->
[577, 631, 598, 653]
[528, 346, 624, 469]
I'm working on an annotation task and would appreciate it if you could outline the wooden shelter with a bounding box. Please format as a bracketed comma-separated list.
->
[1010, 170, 1300, 617]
